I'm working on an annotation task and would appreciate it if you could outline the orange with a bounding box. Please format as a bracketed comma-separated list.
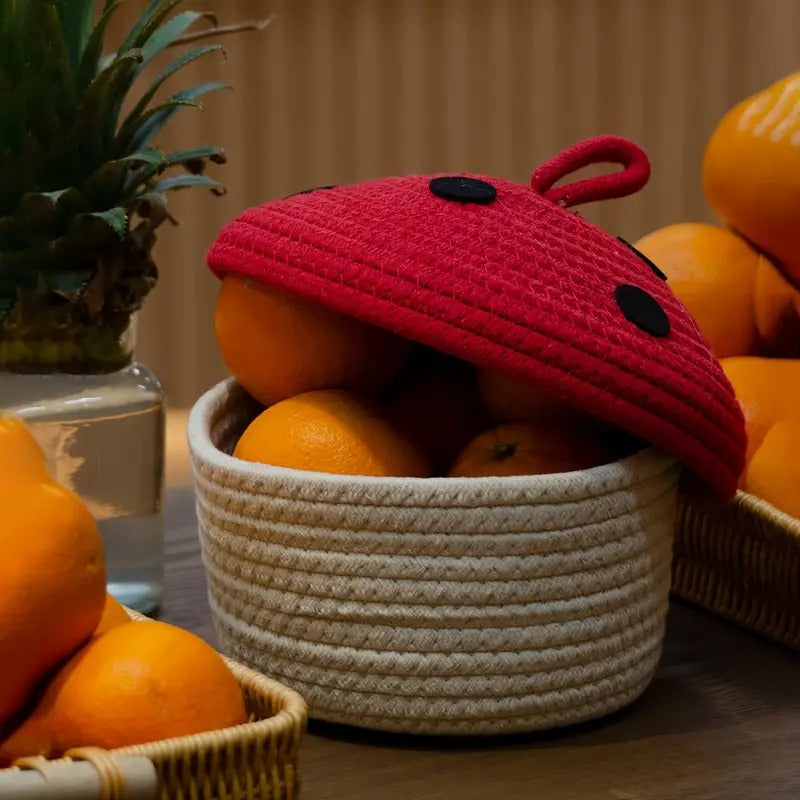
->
[720, 356, 800, 466]
[0, 468, 105, 729]
[633, 224, 760, 358]
[234, 389, 431, 477]
[477, 368, 608, 429]
[93, 594, 130, 637]
[703, 72, 800, 286]
[743, 421, 800, 518]
[0, 417, 49, 485]
[215, 275, 410, 405]
[0, 621, 247, 762]
[448, 422, 613, 478]
[752, 254, 800, 356]
[386, 355, 487, 473]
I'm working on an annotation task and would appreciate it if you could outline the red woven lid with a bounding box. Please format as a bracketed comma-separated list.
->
[208, 136, 746, 497]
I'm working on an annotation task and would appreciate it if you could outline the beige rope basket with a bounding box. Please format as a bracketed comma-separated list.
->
[188, 379, 681, 736]
[0, 611, 308, 800]
[674, 484, 800, 650]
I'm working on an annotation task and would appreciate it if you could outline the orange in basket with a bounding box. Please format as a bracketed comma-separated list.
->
[634, 223, 800, 357]
[633, 223, 761, 358]
[721, 356, 800, 464]
[0, 418, 50, 484]
[0, 420, 106, 730]
[93, 593, 131, 637]
[477, 367, 610, 430]
[743, 421, 800, 519]
[0, 620, 247, 763]
[448, 422, 614, 478]
[386, 354, 487, 472]
[703, 72, 800, 287]
[215, 274, 410, 406]
[234, 389, 431, 477]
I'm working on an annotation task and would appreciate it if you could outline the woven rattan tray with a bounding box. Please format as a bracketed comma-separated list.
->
[673, 485, 800, 651]
[0, 612, 308, 799]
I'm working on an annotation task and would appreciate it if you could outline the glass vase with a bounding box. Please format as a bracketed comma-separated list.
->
[0, 316, 165, 614]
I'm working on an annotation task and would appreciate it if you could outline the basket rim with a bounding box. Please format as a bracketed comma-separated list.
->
[732, 489, 800, 539]
[188, 377, 678, 493]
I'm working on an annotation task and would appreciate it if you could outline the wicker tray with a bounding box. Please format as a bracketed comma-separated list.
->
[673, 485, 800, 651]
[0, 613, 308, 800]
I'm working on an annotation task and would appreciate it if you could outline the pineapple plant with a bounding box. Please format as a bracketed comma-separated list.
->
[0, 0, 267, 373]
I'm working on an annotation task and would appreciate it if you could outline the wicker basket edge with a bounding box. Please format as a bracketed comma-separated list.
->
[0, 611, 309, 800]
[673, 488, 800, 651]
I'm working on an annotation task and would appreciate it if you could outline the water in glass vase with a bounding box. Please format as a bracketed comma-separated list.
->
[0, 365, 165, 614]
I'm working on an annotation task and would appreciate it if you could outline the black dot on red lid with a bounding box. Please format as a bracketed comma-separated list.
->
[617, 236, 668, 281]
[430, 176, 496, 204]
[615, 284, 670, 337]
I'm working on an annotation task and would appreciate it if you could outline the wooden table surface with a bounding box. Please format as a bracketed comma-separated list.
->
[161, 486, 800, 800]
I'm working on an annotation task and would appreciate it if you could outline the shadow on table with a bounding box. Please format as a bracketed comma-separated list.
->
[306, 683, 701, 754]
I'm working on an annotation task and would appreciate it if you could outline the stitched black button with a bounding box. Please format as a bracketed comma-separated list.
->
[429, 176, 496, 204]
[615, 284, 670, 337]
[617, 236, 667, 281]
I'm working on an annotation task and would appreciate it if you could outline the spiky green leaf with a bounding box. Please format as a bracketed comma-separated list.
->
[84, 147, 166, 206]
[77, 1, 121, 93]
[18, 188, 86, 212]
[79, 48, 145, 162]
[121, 43, 223, 133]
[120, 0, 183, 53]
[59, 0, 96, 71]
[115, 148, 167, 168]
[41, 266, 96, 301]
[117, 97, 200, 155]
[19, 189, 69, 226]
[139, 10, 217, 69]
[80, 207, 129, 237]
[151, 174, 225, 195]
[168, 15, 273, 47]
[12, 0, 79, 149]
[23, 188, 71, 208]
[126, 82, 230, 152]
[165, 145, 226, 172]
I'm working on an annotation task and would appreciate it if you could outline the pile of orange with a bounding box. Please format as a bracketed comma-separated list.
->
[216, 277, 634, 483]
[633, 71, 800, 517]
[0, 419, 246, 765]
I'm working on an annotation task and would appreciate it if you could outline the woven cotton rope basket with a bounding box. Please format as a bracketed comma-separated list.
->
[189, 379, 681, 736]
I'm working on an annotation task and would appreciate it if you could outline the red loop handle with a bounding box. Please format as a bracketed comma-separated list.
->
[530, 136, 650, 208]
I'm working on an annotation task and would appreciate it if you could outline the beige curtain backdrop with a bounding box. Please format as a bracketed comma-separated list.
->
[112, 0, 800, 407]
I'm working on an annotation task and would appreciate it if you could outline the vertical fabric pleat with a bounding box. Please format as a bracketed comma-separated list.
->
[109, 0, 800, 406]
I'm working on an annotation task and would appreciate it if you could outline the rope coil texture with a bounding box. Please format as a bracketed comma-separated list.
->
[190, 379, 681, 735]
